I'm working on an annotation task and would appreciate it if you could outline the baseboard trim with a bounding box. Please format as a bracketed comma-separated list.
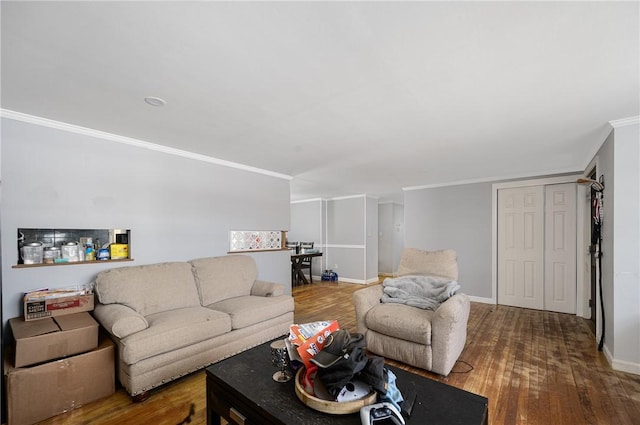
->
[468, 295, 495, 305]
[310, 276, 370, 285]
[612, 359, 640, 375]
[603, 344, 640, 375]
[338, 277, 369, 285]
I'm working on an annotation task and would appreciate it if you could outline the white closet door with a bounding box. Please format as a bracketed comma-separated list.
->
[498, 186, 545, 310]
[544, 183, 577, 314]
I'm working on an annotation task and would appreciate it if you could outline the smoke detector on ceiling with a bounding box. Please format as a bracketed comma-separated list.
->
[144, 96, 166, 107]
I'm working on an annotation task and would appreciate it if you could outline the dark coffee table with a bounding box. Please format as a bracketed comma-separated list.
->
[206, 338, 488, 425]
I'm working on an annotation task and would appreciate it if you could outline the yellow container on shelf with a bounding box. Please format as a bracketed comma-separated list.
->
[109, 244, 129, 259]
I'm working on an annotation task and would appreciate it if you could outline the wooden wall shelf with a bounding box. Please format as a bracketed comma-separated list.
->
[13, 259, 134, 269]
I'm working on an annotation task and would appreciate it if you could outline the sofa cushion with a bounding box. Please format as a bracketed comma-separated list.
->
[190, 255, 258, 306]
[93, 303, 149, 339]
[365, 303, 434, 345]
[95, 262, 201, 317]
[206, 295, 295, 330]
[396, 248, 458, 280]
[120, 306, 231, 364]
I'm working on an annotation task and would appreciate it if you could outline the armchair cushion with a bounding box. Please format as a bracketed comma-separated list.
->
[396, 248, 458, 280]
[365, 303, 433, 345]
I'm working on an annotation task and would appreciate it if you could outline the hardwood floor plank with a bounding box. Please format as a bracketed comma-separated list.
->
[19, 280, 640, 425]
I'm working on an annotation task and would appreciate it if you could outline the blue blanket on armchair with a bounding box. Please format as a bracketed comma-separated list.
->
[381, 275, 460, 311]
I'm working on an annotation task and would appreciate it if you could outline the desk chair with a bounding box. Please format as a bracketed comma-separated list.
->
[285, 241, 298, 250]
[286, 241, 299, 285]
[300, 242, 314, 283]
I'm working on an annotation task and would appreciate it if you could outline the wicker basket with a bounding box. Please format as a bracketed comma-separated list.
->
[294, 368, 377, 415]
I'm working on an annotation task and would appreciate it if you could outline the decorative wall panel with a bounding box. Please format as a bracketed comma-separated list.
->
[229, 230, 284, 252]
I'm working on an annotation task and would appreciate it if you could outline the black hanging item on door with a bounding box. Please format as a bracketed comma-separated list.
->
[591, 177, 605, 351]
[578, 175, 605, 351]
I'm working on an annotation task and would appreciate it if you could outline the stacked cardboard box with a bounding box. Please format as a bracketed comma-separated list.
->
[23, 286, 94, 321]
[4, 312, 115, 425]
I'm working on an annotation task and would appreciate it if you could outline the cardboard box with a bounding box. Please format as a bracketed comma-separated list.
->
[10, 312, 99, 367]
[4, 335, 115, 425]
[109, 243, 129, 259]
[288, 320, 340, 368]
[24, 293, 94, 321]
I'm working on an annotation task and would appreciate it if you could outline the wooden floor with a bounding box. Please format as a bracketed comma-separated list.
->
[28, 280, 640, 425]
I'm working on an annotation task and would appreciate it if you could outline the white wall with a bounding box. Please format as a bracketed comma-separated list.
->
[1, 117, 292, 329]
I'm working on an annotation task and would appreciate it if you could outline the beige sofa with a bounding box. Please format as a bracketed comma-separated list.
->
[93, 254, 294, 399]
[353, 248, 470, 376]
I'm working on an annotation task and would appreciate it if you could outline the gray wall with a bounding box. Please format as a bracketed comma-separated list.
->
[597, 131, 616, 360]
[289, 200, 323, 244]
[392, 203, 405, 273]
[378, 202, 404, 274]
[404, 182, 493, 298]
[600, 123, 640, 368]
[403, 123, 639, 372]
[365, 196, 378, 282]
[613, 123, 640, 367]
[1, 117, 292, 328]
[327, 197, 364, 244]
[289, 199, 325, 273]
[316, 195, 378, 283]
[378, 203, 393, 274]
[325, 196, 363, 281]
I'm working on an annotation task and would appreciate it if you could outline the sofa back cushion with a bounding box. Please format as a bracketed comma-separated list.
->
[190, 255, 257, 306]
[396, 248, 458, 280]
[95, 262, 201, 317]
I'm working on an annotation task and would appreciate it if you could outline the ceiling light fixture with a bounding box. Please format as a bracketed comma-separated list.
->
[144, 96, 166, 107]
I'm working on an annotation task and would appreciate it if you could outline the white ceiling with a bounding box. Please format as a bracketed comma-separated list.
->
[2, 1, 639, 203]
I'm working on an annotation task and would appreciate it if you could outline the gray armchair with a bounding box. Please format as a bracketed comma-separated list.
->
[353, 248, 470, 376]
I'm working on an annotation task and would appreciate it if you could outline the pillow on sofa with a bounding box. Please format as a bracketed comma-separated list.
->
[95, 262, 201, 317]
[396, 248, 458, 280]
[190, 255, 258, 305]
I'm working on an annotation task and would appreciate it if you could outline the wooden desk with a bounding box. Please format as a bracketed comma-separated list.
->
[290, 252, 322, 285]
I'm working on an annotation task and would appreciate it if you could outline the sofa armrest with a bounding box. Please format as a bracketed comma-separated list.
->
[250, 280, 285, 297]
[352, 284, 384, 334]
[431, 293, 470, 376]
[93, 303, 149, 339]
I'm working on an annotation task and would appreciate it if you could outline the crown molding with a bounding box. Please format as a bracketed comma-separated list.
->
[403, 167, 582, 191]
[609, 116, 640, 128]
[290, 198, 323, 204]
[0, 109, 292, 181]
[329, 194, 366, 201]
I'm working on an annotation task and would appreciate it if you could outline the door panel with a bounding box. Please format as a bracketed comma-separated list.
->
[498, 186, 544, 310]
[544, 183, 577, 313]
